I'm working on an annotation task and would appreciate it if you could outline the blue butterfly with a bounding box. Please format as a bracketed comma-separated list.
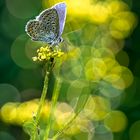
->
[25, 2, 67, 46]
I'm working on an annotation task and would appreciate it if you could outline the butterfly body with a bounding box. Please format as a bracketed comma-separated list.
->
[25, 2, 66, 46]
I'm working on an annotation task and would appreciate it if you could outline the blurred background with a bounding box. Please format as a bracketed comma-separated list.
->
[0, 0, 140, 140]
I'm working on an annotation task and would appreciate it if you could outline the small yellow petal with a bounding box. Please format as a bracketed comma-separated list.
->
[32, 57, 38, 61]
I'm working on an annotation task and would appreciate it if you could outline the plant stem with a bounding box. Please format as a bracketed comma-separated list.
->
[52, 91, 90, 140]
[43, 78, 62, 140]
[31, 67, 50, 140]
[52, 111, 80, 140]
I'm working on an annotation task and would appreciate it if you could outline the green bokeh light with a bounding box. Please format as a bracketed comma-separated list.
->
[0, 131, 16, 140]
[11, 34, 38, 69]
[0, 84, 20, 106]
[6, 0, 42, 19]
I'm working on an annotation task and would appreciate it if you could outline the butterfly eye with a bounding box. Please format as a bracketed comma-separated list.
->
[59, 37, 63, 43]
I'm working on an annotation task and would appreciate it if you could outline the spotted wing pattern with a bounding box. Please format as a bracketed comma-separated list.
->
[25, 8, 59, 43]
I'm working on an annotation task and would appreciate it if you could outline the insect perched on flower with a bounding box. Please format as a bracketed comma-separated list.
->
[25, 2, 67, 46]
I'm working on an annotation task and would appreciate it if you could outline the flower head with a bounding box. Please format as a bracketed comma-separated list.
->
[32, 46, 64, 62]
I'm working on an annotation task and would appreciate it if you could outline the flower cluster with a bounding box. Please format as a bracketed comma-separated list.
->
[32, 46, 64, 62]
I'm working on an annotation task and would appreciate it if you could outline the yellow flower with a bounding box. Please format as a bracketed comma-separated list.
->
[32, 46, 64, 62]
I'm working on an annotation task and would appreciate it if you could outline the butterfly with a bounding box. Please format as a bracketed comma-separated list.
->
[25, 2, 67, 46]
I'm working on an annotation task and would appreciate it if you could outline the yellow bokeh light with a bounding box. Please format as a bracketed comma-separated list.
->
[120, 66, 134, 88]
[92, 47, 115, 59]
[43, 0, 91, 18]
[67, 80, 89, 102]
[102, 57, 133, 89]
[0, 100, 52, 125]
[42, 0, 110, 24]
[101, 36, 125, 54]
[129, 120, 140, 140]
[104, 74, 125, 90]
[85, 58, 107, 81]
[65, 114, 92, 135]
[1, 102, 19, 124]
[107, 0, 129, 15]
[110, 19, 131, 39]
[104, 74, 121, 84]
[90, 2, 110, 24]
[54, 102, 80, 135]
[103, 57, 119, 73]
[83, 96, 96, 117]
[85, 96, 111, 121]
[64, 47, 81, 61]
[41, 101, 51, 120]
[102, 60, 125, 90]
[110, 11, 137, 39]
[104, 110, 127, 132]
[54, 102, 74, 126]
[16, 99, 39, 125]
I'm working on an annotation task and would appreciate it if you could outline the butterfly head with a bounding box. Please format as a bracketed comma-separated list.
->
[49, 37, 63, 46]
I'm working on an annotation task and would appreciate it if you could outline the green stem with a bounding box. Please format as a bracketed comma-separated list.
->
[52, 92, 89, 140]
[52, 111, 80, 140]
[43, 78, 62, 140]
[31, 66, 50, 140]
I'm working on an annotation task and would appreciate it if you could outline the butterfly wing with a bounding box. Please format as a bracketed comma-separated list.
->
[53, 2, 67, 37]
[25, 9, 59, 43]
[25, 20, 41, 40]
